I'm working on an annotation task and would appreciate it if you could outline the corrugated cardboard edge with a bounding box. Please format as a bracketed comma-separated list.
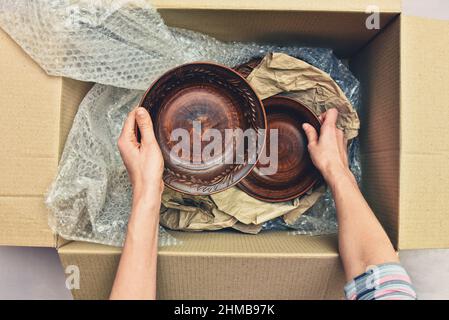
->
[152, 0, 401, 12]
[157, 4, 398, 57]
[58, 232, 345, 299]
[350, 16, 401, 248]
[399, 15, 449, 249]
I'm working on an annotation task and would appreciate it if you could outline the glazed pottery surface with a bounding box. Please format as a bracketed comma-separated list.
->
[139, 62, 266, 195]
[238, 96, 322, 202]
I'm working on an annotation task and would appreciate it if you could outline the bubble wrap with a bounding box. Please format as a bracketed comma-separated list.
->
[0, 0, 361, 246]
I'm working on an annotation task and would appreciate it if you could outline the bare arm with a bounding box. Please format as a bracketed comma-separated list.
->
[303, 109, 398, 281]
[110, 107, 164, 300]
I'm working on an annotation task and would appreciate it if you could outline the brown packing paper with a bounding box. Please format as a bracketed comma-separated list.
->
[211, 185, 327, 226]
[231, 221, 264, 234]
[211, 187, 300, 225]
[160, 188, 237, 231]
[247, 52, 360, 139]
[161, 52, 360, 231]
[282, 185, 327, 224]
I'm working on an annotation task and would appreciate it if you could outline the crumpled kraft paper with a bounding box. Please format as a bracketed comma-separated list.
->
[231, 221, 264, 235]
[160, 52, 360, 232]
[247, 52, 360, 139]
[160, 189, 237, 231]
[211, 185, 326, 226]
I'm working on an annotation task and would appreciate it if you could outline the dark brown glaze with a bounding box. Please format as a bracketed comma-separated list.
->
[238, 96, 322, 202]
[233, 57, 263, 78]
[138, 62, 266, 196]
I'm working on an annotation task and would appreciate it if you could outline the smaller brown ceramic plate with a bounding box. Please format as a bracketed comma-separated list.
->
[138, 62, 266, 196]
[238, 96, 322, 202]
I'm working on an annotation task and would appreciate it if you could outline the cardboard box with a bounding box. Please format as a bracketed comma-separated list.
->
[1, 0, 448, 299]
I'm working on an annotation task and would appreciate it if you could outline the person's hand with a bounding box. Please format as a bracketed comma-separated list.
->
[113, 107, 163, 301]
[302, 108, 353, 184]
[118, 107, 164, 200]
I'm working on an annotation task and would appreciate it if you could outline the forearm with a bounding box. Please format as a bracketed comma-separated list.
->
[110, 189, 161, 300]
[326, 167, 398, 280]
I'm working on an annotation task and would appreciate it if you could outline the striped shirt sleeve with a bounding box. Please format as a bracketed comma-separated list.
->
[344, 263, 417, 300]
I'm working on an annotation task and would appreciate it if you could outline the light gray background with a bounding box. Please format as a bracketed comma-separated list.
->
[1, 0, 448, 300]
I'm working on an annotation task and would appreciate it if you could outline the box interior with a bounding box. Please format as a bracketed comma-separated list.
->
[55, 8, 403, 299]
[149, 8, 402, 249]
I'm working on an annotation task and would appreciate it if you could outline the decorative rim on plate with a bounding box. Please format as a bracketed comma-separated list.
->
[137, 62, 267, 195]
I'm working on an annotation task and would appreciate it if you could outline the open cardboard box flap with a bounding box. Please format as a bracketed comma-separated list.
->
[399, 15, 449, 249]
[1, 0, 448, 299]
[0, 27, 92, 248]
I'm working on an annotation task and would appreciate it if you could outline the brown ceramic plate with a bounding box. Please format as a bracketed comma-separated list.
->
[237, 96, 322, 202]
[138, 62, 266, 196]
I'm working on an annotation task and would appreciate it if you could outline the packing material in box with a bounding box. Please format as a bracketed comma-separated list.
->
[0, 0, 448, 299]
